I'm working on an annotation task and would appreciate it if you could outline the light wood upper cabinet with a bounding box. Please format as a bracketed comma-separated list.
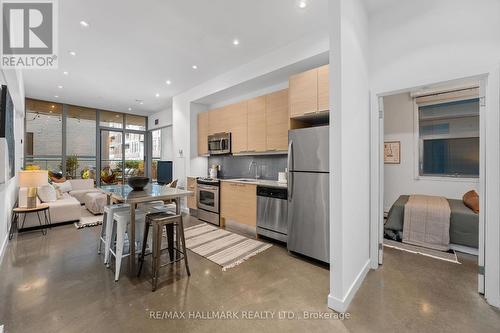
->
[289, 65, 330, 118]
[224, 101, 247, 154]
[247, 96, 267, 152]
[266, 89, 289, 151]
[220, 182, 257, 228]
[197, 112, 209, 156]
[289, 68, 318, 118]
[208, 107, 227, 135]
[317, 65, 330, 112]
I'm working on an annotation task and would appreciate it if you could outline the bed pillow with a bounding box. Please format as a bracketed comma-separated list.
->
[38, 184, 58, 203]
[54, 180, 72, 193]
[463, 190, 479, 213]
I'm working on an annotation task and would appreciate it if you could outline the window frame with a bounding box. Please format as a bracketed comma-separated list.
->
[413, 97, 480, 182]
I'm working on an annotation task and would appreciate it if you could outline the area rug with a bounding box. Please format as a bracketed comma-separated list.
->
[75, 207, 103, 229]
[184, 223, 272, 271]
[384, 239, 460, 264]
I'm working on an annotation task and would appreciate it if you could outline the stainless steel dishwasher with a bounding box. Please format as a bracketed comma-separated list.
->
[257, 186, 288, 242]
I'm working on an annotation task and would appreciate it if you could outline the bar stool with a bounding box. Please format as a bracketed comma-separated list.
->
[137, 212, 190, 291]
[97, 203, 130, 263]
[108, 209, 147, 281]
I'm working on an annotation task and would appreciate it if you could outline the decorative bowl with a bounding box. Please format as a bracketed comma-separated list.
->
[128, 176, 149, 191]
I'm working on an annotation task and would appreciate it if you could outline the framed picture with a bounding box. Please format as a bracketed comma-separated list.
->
[384, 141, 400, 164]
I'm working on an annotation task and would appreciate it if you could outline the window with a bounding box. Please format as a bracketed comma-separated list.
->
[25, 99, 63, 172]
[126, 114, 146, 131]
[100, 110, 123, 128]
[418, 97, 479, 178]
[67, 106, 96, 180]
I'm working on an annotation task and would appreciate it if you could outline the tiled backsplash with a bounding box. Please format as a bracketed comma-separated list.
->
[208, 154, 287, 180]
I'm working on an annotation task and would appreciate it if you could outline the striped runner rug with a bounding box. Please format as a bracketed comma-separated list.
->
[184, 223, 272, 271]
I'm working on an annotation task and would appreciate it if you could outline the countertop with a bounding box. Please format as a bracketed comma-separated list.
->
[220, 178, 288, 189]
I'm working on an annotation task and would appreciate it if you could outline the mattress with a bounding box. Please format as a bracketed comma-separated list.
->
[384, 195, 479, 248]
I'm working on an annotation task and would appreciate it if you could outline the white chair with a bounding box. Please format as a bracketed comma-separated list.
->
[108, 209, 147, 281]
[98, 203, 130, 263]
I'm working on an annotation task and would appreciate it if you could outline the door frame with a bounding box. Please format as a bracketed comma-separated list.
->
[369, 65, 500, 307]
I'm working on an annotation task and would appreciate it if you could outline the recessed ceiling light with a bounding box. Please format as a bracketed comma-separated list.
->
[57, 85, 63, 89]
[139, 101, 144, 105]
[155, 93, 160, 98]
[232, 39, 240, 46]
[63, 71, 69, 75]
[298, 0, 307, 9]
[128, 107, 132, 111]
[69, 51, 76, 56]
[192, 65, 198, 70]
[54, 95, 59, 98]
[51, 105, 55, 108]
[165, 80, 171, 85]
[79, 20, 89, 28]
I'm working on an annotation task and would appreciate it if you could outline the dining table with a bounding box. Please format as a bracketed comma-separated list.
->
[98, 183, 193, 276]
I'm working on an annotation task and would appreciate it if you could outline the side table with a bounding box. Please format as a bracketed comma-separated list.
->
[9, 204, 51, 240]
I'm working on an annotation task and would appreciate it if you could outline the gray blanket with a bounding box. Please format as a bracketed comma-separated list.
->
[385, 195, 479, 248]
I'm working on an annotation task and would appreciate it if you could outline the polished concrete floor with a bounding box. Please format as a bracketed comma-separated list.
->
[0, 216, 499, 333]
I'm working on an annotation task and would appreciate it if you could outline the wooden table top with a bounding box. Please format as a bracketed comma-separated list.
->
[13, 204, 50, 213]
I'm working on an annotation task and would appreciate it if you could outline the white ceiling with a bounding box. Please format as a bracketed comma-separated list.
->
[23, 0, 328, 116]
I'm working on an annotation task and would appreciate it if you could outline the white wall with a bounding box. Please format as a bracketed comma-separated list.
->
[328, 0, 371, 313]
[383, 92, 479, 210]
[0, 69, 25, 263]
[368, 0, 500, 307]
[148, 107, 172, 130]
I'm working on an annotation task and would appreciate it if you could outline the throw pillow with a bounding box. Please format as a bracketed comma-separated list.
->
[54, 180, 72, 193]
[38, 184, 57, 202]
[463, 190, 479, 213]
[54, 187, 64, 200]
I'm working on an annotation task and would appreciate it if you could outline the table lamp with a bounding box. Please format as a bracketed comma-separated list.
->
[18, 170, 48, 208]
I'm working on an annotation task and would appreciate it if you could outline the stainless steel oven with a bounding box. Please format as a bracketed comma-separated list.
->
[196, 178, 220, 226]
[208, 133, 231, 155]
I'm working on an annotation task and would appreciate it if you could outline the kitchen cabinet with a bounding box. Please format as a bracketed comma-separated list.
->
[266, 89, 289, 151]
[186, 177, 197, 209]
[220, 182, 257, 229]
[289, 68, 318, 118]
[247, 96, 267, 152]
[289, 65, 330, 118]
[317, 65, 330, 112]
[208, 107, 227, 135]
[197, 112, 209, 156]
[224, 101, 247, 154]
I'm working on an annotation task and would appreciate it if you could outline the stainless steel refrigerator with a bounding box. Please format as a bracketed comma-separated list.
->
[287, 125, 329, 263]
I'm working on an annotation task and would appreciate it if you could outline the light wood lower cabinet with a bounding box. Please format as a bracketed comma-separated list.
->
[186, 177, 197, 210]
[220, 182, 256, 229]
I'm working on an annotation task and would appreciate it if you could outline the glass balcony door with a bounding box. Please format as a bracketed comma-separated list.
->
[100, 130, 123, 184]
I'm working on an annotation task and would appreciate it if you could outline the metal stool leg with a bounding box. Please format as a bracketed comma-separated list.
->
[151, 223, 161, 291]
[98, 210, 108, 254]
[177, 216, 191, 276]
[166, 224, 174, 261]
[138, 220, 150, 277]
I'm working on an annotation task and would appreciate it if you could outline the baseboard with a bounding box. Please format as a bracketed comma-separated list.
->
[328, 259, 371, 313]
[449, 243, 478, 256]
[0, 233, 7, 266]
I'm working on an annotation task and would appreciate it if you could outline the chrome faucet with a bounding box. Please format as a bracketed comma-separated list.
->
[248, 161, 259, 179]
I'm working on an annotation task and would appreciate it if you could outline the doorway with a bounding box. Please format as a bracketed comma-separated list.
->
[372, 77, 487, 295]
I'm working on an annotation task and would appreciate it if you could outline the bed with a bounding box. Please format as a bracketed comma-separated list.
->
[384, 195, 479, 249]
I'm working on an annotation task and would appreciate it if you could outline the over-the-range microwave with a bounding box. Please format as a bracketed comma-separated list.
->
[208, 132, 231, 155]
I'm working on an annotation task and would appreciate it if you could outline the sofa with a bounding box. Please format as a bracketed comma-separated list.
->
[19, 179, 103, 229]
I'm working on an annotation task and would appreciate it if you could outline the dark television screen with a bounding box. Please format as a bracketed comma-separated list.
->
[157, 161, 173, 185]
[1, 85, 15, 179]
